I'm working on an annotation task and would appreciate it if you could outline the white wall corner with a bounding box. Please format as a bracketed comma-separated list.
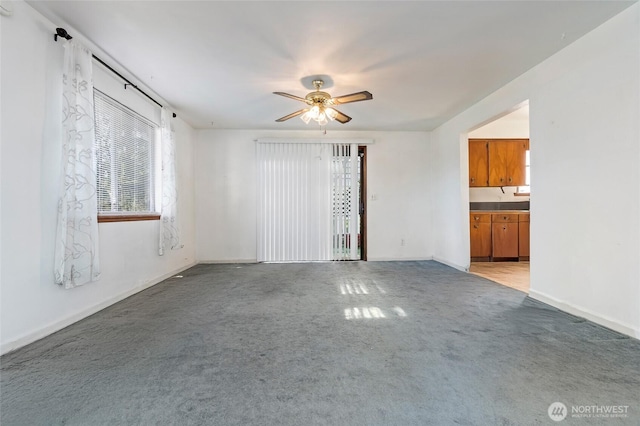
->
[433, 257, 470, 272]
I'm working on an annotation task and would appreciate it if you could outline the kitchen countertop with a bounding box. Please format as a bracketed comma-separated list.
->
[470, 201, 529, 211]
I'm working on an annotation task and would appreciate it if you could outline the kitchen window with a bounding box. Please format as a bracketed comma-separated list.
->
[516, 149, 530, 195]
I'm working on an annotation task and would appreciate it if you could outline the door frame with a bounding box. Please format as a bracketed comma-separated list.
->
[359, 146, 367, 261]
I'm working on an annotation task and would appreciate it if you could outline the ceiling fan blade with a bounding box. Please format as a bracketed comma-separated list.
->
[273, 92, 307, 103]
[275, 109, 308, 122]
[331, 108, 352, 124]
[331, 91, 373, 105]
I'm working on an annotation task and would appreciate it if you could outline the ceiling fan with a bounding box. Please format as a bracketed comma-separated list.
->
[274, 79, 373, 125]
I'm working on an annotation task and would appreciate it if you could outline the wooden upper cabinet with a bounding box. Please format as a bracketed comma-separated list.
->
[488, 141, 507, 186]
[488, 139, 528, 187]
[468, 140, 489, 187]
[505, 140, 527, 186]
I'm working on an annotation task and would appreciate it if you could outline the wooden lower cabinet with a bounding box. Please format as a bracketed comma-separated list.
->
[470, 213, 491, 259]
[470, 222, 491, 258]
[470, 211, 529, 260]
[518, 213, 530, 259]
[492, 222, 519, 258]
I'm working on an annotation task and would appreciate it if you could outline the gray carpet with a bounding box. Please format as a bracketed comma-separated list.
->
[1, 261, 639, 425]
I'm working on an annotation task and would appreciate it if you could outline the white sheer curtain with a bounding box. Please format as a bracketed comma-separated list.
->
[257, 142, 333, 262]
[159, 107, 181, 255]
[54, 40, 100, 289]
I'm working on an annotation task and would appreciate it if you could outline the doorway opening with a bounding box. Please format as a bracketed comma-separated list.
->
[331, 145, 367, 261]
[467, 103, 530, 293]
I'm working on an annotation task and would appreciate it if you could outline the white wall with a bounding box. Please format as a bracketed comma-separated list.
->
[431, 4, 640, 337]
[195, 129, 433, 262]
[0, 2, 197, 354]
[468, 106, 531, 203]
[468, 106, 530, 139]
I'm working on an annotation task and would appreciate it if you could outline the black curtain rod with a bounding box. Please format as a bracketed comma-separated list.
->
[54, 28, 176, 118]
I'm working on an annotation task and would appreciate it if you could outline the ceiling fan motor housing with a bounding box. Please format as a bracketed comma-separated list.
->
[305, 91, 333, 106]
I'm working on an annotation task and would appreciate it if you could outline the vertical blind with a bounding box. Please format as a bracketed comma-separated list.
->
[257, 141, 359, 262]
[94, 89, 157, 213]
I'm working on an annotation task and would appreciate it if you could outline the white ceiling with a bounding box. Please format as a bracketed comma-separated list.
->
[28, 1, 634, 131]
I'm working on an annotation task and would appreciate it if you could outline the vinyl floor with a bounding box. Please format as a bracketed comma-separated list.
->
[469, 261, 530, 293]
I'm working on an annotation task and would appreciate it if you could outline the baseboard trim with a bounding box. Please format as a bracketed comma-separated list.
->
[529, 289, 639, 339]
[198, 259, 257, 264]
[367, 257, 434, 262]
[433, 257, 469, 272]
[0, 262, 197, 356]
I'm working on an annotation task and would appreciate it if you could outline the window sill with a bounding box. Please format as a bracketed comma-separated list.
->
[98, 213, 161, 223]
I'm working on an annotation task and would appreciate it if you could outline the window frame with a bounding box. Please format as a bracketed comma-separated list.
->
[515, 148, 530, 196]
[93, 88, 161, 223]
[97, 213, 161, 223]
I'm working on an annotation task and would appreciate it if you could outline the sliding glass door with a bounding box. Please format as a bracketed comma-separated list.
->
[257, 141, 361, 262]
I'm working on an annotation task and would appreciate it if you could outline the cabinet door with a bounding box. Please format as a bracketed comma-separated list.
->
[468, 140, 489, 187]
[488, 140, 529, 186]
[505, 140, 527, 186]
[470, 222, 491, 257]
[488, 141, 508, 186]
[519, 221, 530, 257]
[492, 222, 519, 257]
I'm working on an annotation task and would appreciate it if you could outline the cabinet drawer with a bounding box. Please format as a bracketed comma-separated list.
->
[519, 213, 530, 222]
[470, 213, 491, 223]
[492, 213, 519, 223]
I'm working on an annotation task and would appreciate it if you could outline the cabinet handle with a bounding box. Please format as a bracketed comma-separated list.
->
[500, 177, 504, 182]
[471, 177, 475, 183]
[503, 216, 507, 220]
[503, 226, 507, 230]
[474, 216, 479, 220]
[508, 177, 512, 183]
[474, 225, 478, 229]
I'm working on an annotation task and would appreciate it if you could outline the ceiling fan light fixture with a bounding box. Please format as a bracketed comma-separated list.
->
[300, 111, 313, 124]
[317, 112, 328, 126]
[301, 105, 324, 125]
[276, 79, 370, 125]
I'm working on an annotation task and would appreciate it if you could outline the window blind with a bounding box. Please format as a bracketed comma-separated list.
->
[94, 89, 158, 214]
[257, 142, 333, 262]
